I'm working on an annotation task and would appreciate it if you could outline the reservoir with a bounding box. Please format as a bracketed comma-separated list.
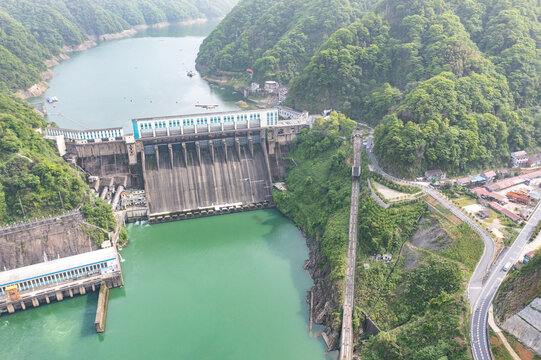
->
[8, 22, 333, 360]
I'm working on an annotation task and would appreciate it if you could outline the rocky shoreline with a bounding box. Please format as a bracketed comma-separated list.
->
[303, 230, 342, 351]
[16, 18, 209, 100]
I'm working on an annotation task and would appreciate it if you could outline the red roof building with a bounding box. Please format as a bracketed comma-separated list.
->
[489, 202, 522, 223]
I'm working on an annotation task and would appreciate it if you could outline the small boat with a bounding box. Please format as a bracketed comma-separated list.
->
[187, 71, 196, 77]
[195, 104, 219, 110]
[46, 96, 59, 104]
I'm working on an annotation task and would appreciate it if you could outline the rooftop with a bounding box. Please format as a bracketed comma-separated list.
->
[511, 150, 528, 157]
[132, 108, 278, 122]
[482, 171, 497, 179]
[0, 247, 118, 287]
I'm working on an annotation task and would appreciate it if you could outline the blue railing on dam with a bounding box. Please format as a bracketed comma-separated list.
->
[46, 127, 124, 141]
[132, 108, 279, 139]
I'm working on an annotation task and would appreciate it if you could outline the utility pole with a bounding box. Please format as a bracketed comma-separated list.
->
[18, 194, 26, 219]
[58, 191, 65, 211]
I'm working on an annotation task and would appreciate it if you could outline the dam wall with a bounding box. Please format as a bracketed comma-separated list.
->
[66, 138, 142, 189]
[143, 134, 273, 218]
[48, 109, 311, 222]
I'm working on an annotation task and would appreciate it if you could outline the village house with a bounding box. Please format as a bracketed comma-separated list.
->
[425, 169, 446, 181]
[511, 150, 529, 167]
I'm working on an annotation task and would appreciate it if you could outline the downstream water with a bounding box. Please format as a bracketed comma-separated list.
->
[11, 22, 334, 360]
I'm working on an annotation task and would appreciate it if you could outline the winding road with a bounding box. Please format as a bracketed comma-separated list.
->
[363, 135, 540, 359]
[470, 204, 541, 360]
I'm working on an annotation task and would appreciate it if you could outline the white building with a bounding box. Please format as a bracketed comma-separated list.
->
[511, 150, 529, 167]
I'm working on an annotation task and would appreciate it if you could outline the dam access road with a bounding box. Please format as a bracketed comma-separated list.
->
[338, 129, 362, 360]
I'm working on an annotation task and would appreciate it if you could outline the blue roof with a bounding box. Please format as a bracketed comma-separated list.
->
[472, 175, 485, 182]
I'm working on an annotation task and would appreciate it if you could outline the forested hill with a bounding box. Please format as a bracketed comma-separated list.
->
[198, 0, 541, 176]
[0, 0, 238, 91]
[196, 0, 377, 83]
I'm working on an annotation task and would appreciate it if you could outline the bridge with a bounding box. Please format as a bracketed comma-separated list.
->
[338, 129, 362, 360]
[47, 108, 311, 223]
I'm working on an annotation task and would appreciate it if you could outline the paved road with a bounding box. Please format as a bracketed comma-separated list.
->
[338, 130, 362, 360]
[470, 203, 541, 360]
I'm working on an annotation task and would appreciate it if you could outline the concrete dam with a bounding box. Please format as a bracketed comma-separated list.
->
[46, 108, 310, 223]
[143, 136, 272, 215]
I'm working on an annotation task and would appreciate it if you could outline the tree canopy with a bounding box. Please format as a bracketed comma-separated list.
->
[201, 0, 541, 176]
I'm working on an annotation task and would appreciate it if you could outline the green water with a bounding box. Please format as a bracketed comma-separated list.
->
[36, 21, 244, 131]
[1, 211, 332, 359]
[12, 22, 334, 359]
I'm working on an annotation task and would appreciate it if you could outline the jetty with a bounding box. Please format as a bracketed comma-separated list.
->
[95, 281, 109, 333]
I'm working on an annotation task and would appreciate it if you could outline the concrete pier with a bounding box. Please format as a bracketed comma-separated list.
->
[235, 137, 241, 159]
[182, 142, 188, 166]
[94, 281, 109, 333]
[154, 146, 160, 171]
[168, 144, 174, 168]
[209, 141, 215, 163]
[248, 136, 254, 157]
[222, 139, 228, 161]
[195, 141, 201, 164]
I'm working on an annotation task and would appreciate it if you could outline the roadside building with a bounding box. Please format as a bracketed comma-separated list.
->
[477, 209, 492, 219]
[506, 191, 531, 205]
[511, 150, 529, 167]
[456, 177, 471, 187]
[471, 175, 486, 186]
[482, 170, 497, 183]
[529, 190, 540, 202]
[473, 187, 507, 204]
[425, 169, 446, 181]
[524, 250, 537, 263]
[488, 201, 522, 223]
[264, 81, 279, 93]
[520, 209, 531, 220]
[487, 169, 541, 192]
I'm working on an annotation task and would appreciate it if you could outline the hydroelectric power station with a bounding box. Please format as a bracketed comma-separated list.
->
[46, 108, 311, 223]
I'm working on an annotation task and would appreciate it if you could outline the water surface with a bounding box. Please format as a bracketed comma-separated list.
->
[1, 211, 332, 360]
[38, 21, 243, 131]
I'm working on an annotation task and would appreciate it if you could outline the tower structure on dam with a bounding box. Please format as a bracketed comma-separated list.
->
[46, 108, 311, 223]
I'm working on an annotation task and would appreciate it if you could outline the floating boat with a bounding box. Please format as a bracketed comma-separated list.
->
[195, 104, 219, 110]
[46, 96, 59, 103]
[187, 71, 196, 77]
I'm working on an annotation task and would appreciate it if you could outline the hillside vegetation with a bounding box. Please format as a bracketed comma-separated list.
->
[276, 113, 483, 358]
[493, 252, 541, 322]
[199, 0, 541, 176]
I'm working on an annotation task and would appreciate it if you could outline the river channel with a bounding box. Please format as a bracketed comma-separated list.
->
[6, 22, 334, 360]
